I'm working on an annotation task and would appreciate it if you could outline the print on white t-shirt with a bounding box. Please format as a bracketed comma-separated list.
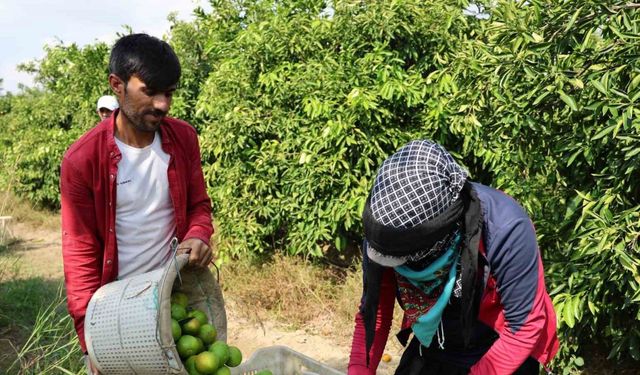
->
[114, 133, 176, 279]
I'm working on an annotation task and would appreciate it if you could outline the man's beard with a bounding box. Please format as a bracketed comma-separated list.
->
[120, 94, 166, 133]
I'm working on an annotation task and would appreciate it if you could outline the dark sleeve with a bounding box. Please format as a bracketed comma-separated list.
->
[471, 218, 547, 374]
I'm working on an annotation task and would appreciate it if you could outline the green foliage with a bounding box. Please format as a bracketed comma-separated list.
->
[167, 10, 215, 126]
[451, 0, 640, 366]
[0, 42, 111, 208]
[193, 0, 473, 257]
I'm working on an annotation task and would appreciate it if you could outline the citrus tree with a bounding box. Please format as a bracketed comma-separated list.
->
[0, 42, 111, 208]
[451, 0, 640, 366]
[190, 0, 475, 257]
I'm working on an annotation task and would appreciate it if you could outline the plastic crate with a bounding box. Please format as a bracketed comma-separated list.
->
[229, 346, 345, 375]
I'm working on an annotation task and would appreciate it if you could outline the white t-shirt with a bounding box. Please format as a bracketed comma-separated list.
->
[114, 133, 176, 279]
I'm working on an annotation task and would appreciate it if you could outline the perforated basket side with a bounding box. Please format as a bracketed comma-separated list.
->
[86, 268, 173, 374]
[229, 346, 345, 375]
[86, 254, 192, 374]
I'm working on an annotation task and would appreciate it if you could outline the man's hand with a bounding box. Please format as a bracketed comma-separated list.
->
[177, 238, 213, 267]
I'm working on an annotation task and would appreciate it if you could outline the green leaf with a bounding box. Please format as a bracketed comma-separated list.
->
[617, 251, 638, 274]
[592, 125, 616, 140]
[558, 90, 578, 111]
[549, 284, 566, 296]
[570, 79, 584, 90]
[625, 147, 640, 160]
[533, 91, 551, 105]
[564, 299, 576, 328]
[565, 8, 581, 33]
[335, 235, 345, 251]
[629, 74, 640, 91]
[572, 295, 583, 321]
[566, 148, 582, 166]
[531, 32, 544, 43]
[591, 80, 608, 95]
[564, 194, 582, 219]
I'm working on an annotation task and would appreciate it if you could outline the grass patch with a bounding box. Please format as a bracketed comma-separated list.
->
[0, 254, 76, 374]
[0, 277, 62, 330]
[7, 288, 83, 375]
[0, 191, 59, 231]
[219, 253, 365, 343]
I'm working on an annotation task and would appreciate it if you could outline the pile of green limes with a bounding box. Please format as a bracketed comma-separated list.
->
[171, 292, 243, 375]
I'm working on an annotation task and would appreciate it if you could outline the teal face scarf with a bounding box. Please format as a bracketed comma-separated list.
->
[394, 233, 462, 348]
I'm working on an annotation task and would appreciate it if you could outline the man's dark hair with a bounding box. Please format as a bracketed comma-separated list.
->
[109, 33, 181, 90]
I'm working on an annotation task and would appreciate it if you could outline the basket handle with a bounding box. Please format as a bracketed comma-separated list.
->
[169, 237, 221, 284]
[170, 237, 184, 286]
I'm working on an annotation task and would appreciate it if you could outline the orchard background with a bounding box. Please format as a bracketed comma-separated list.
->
[1, 1, 639, 372]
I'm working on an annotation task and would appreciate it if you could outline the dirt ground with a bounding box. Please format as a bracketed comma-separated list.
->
[3, 220, 401, 374]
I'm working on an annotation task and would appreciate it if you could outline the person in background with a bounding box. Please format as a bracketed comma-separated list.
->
[60, 33, 214, 375]
[96, 95, 119, 120]
[348, 140, 559, 375]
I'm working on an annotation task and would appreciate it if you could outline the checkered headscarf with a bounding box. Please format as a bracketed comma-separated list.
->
[366, 140, 468, 266]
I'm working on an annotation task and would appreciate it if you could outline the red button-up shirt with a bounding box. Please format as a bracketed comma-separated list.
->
[60, 110, 214, 352]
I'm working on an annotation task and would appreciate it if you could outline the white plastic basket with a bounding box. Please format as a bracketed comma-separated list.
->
[229, 346, 345, 375]
[85, 251, 227, 374]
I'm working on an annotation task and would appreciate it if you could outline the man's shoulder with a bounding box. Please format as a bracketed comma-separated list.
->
[163, 117, 197, 136]
[63, 121, 108, 163]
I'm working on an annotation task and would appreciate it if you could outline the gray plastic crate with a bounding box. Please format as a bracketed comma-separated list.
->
[229, 345, 345, 375]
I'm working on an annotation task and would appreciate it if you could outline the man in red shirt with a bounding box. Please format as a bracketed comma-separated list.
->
[60, 33, 214, 374]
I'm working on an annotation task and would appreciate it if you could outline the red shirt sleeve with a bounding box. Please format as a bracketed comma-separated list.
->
[471, 257, 551, 374]
[60, 157, 102, 353]
[471, 220, 549, 374]
[182, 128, 214, 244]
[348, 267, 396, 375]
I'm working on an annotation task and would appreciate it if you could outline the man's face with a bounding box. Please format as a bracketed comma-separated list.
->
[98, 108, 113, 120]
[118, 75, 176, 133]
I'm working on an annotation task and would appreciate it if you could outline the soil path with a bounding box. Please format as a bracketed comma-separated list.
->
[5, 220, 400, 374]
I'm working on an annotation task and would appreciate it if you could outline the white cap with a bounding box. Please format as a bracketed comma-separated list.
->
[96, 95, 119, 111]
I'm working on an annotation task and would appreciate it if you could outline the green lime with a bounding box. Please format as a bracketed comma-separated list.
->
[171, 292, 189, 308]
[171, 303, 188, 321]
[226, 346, 242, 367]
[185, 355, 203, 375]
[215, 366, 231, 375]
[177, 335, 202, 358]
[208, 341, 229, 365]
[194, 337, 205, 354]
[171, 319, 182, 341]
[198, 324, 217, 345]
[182, 317, 202, 336]
[255, 370, 273, 375]
[195, 351, 220, 374]
[188, 309, 209, 325]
